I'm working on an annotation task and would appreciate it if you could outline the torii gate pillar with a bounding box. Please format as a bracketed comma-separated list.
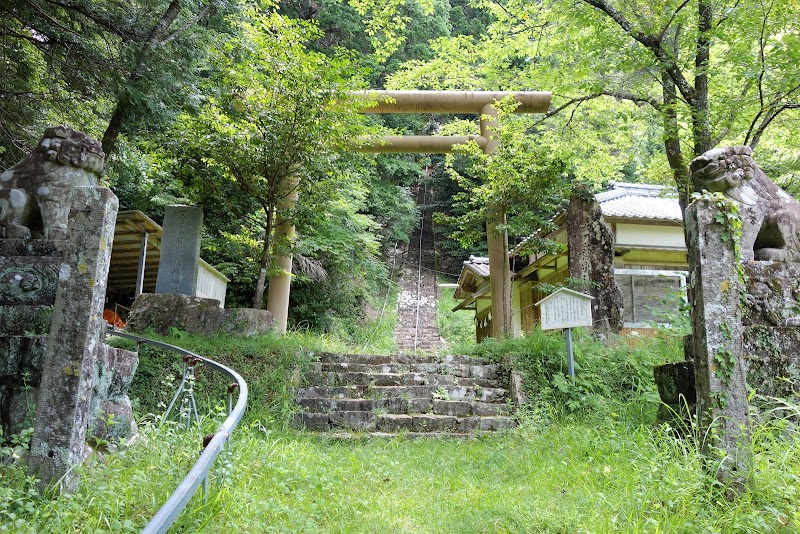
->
[356, 91, 551, 337]
[479, 104, 512, 337]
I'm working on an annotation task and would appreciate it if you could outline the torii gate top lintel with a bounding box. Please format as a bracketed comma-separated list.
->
[359, 90, 551, 115]
[354, 90, 552, 154]
[352, 89, 552, 338]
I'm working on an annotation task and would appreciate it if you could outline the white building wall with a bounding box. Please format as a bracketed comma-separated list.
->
[615, 223, 685, 248]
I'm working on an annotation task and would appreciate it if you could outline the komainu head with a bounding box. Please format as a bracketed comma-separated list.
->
[690, 146, 758, 195]
[690, 146, 800, 262]
[0, 126, 104, 239]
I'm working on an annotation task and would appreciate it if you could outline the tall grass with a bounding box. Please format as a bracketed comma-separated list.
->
[3, 327, 799, 532]
[5, 409, 798, 532]
[436, 280, 476, 354]
[466, 328, 685, 423]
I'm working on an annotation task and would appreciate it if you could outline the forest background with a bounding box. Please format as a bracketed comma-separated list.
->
[2, 0, 799, 334]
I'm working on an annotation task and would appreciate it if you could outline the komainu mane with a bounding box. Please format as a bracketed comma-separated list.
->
[0, 126, 104, 240]
[690, 145, 800, 262]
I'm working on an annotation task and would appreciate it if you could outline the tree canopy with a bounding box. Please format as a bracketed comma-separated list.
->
[380, 0, 800, 203]
[3, 0, 799, 332]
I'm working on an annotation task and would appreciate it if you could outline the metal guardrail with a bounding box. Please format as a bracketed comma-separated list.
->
[106, 328, 248, 534]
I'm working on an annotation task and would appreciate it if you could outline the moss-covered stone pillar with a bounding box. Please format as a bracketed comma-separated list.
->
[686, 197, 751, 496]
[27, 187, 118, 493]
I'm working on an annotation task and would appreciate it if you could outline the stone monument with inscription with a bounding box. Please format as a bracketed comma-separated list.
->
[155, 205, 203, 297]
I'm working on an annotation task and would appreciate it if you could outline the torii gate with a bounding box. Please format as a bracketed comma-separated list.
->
[355, 90, 551, 337]
[265, 90, 551, 336]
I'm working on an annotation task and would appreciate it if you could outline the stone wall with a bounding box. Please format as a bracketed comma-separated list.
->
[0, 240, 59, 436]
[742, 262, 800, 399]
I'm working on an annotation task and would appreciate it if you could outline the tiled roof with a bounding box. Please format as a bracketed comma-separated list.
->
[596, 182, 682, 222]
[463, 255, 490, 278]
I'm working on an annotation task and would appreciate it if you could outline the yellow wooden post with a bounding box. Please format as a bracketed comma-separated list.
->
[480, 103, 512, 336]
[266, 174, 300, 334]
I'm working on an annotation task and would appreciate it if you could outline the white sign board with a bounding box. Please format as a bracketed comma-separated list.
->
[535, 287, 593, 330]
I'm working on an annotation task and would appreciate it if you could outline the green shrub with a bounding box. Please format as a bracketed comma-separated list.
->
[465, 328, 684, 422]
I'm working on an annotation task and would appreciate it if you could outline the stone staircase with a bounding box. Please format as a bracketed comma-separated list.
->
[295, 352, 516, 436]
[394, 182, 444, 353]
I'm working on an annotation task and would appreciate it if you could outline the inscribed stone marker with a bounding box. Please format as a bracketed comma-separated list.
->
[155, 205, 203, 296]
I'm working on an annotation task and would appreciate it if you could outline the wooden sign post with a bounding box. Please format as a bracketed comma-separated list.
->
[535, 288, 594, 382]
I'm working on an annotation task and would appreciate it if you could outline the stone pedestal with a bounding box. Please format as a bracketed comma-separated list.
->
[126, 293, 274, 337]
[742, 261, 800, 399]
[155, 205, 203, 296]
[686, 199, 751, 494]
[27, 187, 118, 493]
[88, 344, 138, 443]
[0, 240, 60, 437]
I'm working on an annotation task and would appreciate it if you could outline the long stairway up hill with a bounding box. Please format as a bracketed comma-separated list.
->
[394, 182, 443, 353]
[294, 182, 517, 436]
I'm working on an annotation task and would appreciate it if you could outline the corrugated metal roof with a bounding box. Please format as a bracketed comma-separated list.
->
[597, 182, 682, 222]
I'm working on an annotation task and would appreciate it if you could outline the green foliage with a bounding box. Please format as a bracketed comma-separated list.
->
[436, 279, 476, 353]
[435, 102, 568, 251]
[348, 0, 436, 62]
[467, 328, 683, 421]
[170, 7, 384, 311]
[6, 399, 800, 531]
[383, 0, 800, 200]
[103, 138, 190, 213]
[4, 329, 800, 531]
[365, 179, 419, 245]
[0, 0, 239, 167]
[128, 330, 318, 425]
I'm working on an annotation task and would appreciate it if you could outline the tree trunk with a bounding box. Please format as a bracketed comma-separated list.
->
[101, 0, 183, 155]
[662, 72, 690, 210]
[252, 208, 275, 309]
[693, 0, 714, 156]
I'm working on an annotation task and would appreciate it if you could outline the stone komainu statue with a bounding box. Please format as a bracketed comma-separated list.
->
[0, 126, 104, 240]
[690, 145, 800, 262]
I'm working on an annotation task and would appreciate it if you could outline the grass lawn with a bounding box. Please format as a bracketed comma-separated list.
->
[3, 330, 799, 533]
[197, 416, 798, 533]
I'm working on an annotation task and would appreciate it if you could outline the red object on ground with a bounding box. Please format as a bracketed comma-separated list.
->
[103, 308, 125, 328]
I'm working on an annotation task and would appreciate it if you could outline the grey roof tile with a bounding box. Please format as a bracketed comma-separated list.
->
[463, 255, 490, 278]
[597, 182, 682, 222]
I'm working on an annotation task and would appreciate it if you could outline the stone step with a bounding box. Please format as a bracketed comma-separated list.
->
[295, 411, 516, 433]
[297, 385, 508, 403]
[312, 362, 498, 380]
[303, 371, 501, 389]
[297, 397, 512, 417]
[299, 345, 515, 435]
[376, 414, 516, 433]
[316, 352, 491, 366]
